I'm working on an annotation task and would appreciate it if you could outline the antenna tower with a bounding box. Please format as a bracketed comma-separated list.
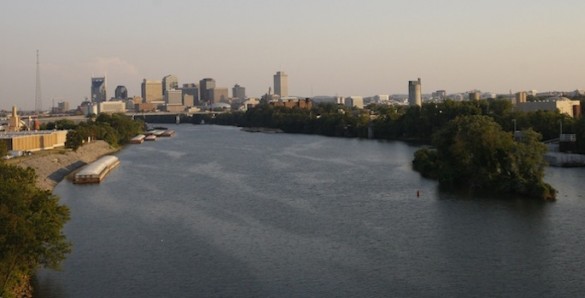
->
[35, 50, 42, 113]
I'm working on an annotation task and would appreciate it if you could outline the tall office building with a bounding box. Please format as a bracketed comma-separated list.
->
[468, 91, 481, 101]
[141, 79, 163, 103]
[232, 84, 246, 100]
[165, 89, 183, 105]
[91, 76, 107, 102]
[408, 78, 422, 107]
[114, 85, 128, 99]
[210, 88, 229, 104]
[181, 83, 199, 106]
[515, 91, 527, 105]
[162, 75, 179, 96]
[432, 90, 447, 101]
[58, 101, 70, 113]
[274, 71, 288, 97]
[199, 78, 216, 104]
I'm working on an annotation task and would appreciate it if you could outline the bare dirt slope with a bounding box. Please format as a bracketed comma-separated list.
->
[11, 141, 118, 191]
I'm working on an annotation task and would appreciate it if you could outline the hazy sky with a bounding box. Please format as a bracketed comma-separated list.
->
[1, 0, 584, 110]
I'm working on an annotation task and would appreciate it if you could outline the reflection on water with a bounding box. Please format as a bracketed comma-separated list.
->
[36, 125, 585, 297]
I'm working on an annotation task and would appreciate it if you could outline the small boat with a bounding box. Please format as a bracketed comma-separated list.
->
[145, 135, 157, 141]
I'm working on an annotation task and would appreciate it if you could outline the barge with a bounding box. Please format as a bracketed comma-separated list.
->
[130, 134, 145, 144]
[74, 155, 120, 184]
[160, 129, 175, 137]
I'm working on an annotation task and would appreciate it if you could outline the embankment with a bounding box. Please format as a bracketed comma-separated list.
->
[10, 140, 118, 191]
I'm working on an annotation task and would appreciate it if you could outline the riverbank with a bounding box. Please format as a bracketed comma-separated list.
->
[2, 142, 116, 298]
[8, 140, 118, 191]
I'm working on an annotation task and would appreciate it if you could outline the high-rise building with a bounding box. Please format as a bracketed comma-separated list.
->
[91, 76, 107, 102]
[274, 71, 288, 97]
[210, 88, 229, 104]
[141, 79, 163, 103]
[408, 78, 422, 106]
[432, 90, 447, 101]
[345, 96, 364, 109]
[165, 89, 183, 105]
[114, 85, 128, 99]
[232, 84, 246, 100]
[515, 91, 527, 105]
[199, 78, 216, 104]
[58, 101, 70, 113]
[468, 91, 481, 101]
[181, 83, 199, 106]
[162, 75, 178, 97]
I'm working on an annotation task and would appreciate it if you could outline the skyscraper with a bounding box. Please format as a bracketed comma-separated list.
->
[274, 71, 288, 97]
[199, 78, 216, 104]
[141, 79, 163, 103]
[408, 78, 422, 107]
[210, 88, 229, 104]
[181, 83, 199, 106]
[162, 75, 178, 97]
[232, 84, 246, 100]
[91, 76, 107, 102]
[114, 85, 128, 99]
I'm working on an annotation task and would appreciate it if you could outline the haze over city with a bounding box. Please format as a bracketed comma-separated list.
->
[1, 0, 584, 110]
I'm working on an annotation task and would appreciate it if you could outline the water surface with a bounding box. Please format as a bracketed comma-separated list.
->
[36, 125, 585, 297]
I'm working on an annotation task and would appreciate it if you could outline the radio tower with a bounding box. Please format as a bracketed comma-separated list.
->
[35, 49, 42, 113]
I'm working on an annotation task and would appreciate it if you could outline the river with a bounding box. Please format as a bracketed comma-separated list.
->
[35, 125, 585, 297]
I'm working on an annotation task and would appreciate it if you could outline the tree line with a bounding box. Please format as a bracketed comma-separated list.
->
[211, 98, 585, 200]
[42, 113, 145, 150]
[212, 99, 585, 154]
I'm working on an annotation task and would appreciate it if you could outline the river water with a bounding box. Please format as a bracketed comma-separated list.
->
[36, 125, 585, 297]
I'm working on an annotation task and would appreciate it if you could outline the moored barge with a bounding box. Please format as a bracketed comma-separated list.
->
[130, 134, 145, 144]
[74, 155, 120, 184]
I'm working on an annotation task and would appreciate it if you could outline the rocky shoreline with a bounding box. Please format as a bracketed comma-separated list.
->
[9, 140, 119, 191]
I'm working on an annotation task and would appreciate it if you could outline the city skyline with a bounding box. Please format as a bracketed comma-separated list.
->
[1, 0, 585, 110]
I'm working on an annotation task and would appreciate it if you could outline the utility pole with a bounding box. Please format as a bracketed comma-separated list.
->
[35, 50, 42, 113]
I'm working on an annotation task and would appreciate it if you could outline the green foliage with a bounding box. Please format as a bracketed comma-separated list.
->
[0, 141, 8, 159]
[214, 98, 584, 155]
[43, 119, 77, 130]
[65, 129, 83, 151]
[575, 117, 585, 154]
[412, 147, 438, 179]
[0, 163, 71, 297]
[413, 115, 556, 200]
[63, 113, 144, 150]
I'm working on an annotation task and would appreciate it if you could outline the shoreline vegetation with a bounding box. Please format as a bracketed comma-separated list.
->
[1, 113, 143, 297]
[0, 141, 118, 298]
[412, 115, 556, 200]
[211, 100, 584, 199]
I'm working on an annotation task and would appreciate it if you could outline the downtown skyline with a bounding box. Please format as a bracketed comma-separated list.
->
[1, 0, 585, 110]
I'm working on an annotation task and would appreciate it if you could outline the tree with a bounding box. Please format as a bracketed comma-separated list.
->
[0, 141, 8, 159]
[0, 163, 71, 297]
[414, 115, 555, 200]
[65, 130, 83, 151]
